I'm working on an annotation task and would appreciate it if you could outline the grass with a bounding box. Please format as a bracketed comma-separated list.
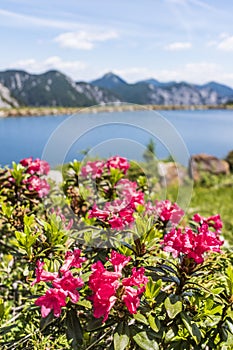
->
[190, 182, 233, 246]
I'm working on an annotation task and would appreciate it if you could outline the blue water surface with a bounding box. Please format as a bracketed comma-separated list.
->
[0, 109, 232, 166]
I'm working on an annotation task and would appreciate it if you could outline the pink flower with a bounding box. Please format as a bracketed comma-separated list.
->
[81, 160, 104, 179]
[122, 286, 141, 314]
[88, 204, 110, 221]
[89, 261, 120, 322]
[89, 257, 148, 322]
[116, 179, 138, 196]
[20, 157, 50, 175]
[34, 250, 86, 318]
[25, 176, 50, 198]
[88, 200, 135, 230]
[155, 200, 184, 225]
[108, 216, 124, 229]
[31, 261, 58, 286]
[122, 267, 148, 288]
[106, 156, 130, 174]
[162, 226, 223, 264]
[52, 271, 84, 303]
[130, 192, 144, 209]
[91, 285, 118, 322]
[108, 251, 131, 273]
[89, 261, 121, 292]
[60, 249, 86, 273]
[35, 288, 67, 318]
[20, 157, 33, 168]
[192, 213, 223, 234]
[116, 179, 144, 209]
[38, 160, 50, 175]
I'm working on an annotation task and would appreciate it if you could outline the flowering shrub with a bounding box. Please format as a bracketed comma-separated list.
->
[0, 156, 233, 350]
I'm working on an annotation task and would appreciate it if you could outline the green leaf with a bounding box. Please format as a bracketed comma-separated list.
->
[0, 324, 17, 335]
[226, 318, 233, 334]
[66, 309, 83, 349]
[148, 313, 160, 333]
[145, 278, 162, 300]
[0, 299, 4, 319]
[77, 299, 92, 309]
[40, 312, 54, 331]
[87, 317, 104, 331]
[226, 264, 233, 295]
[113, 322, 130, 350]
[133, 331, 159, 350]
[133, 312, 148, 325]
[164, 295, 182, 319]
[180, 312, 201, 344]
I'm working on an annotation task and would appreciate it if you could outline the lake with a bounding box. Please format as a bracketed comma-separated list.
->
[0, 109, 233, 167]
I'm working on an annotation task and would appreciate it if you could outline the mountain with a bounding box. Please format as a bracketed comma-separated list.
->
[0, 83, 19, 108]
[138, 78, 176, 88]
[75, 82, 121, 104]
[198, 81, 233, 99]
[0, 70, 121, 107]
[91, 72, 127, 90]
[92, 73, 233, 106]
[0, 69, 233, 108]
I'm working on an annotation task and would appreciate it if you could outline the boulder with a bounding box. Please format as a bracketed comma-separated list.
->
[189, 153, 230, 181]
[158, 162, 188, 187]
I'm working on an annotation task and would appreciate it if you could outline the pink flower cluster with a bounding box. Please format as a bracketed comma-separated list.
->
[20, 157, 50, 176]
[89, 251, 148, 322]
[88, 179, 144, 230]
[81, 156, 130, 179]
[106, 156, 130, 174]
[34, 249, 86, 318]
[146, 200, 184, 226]
[24, 176, 50, 198]
[162, 222, 224, 264]
[192, 213, 223, 234]
[81, 160, 105, 179]
[20, 157, 50, 198]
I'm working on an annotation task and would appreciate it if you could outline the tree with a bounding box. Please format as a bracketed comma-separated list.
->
[143, 139, 156, 163]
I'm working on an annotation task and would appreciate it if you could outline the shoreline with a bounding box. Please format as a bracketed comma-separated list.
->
[0, 103, 233, 118]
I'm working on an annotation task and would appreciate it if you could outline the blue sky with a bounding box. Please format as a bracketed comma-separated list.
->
[1, 0, 233, 86]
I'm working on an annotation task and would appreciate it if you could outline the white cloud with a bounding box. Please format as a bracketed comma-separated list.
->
[207, 33, 233, 51]
[217, 35, 233, 51]
[9, 56, 87, 79]
[54, 30, 119, 50]
[164, 41, 192, 51]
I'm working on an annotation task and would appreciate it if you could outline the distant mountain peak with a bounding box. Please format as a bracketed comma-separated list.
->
[91, 72, 127, 89]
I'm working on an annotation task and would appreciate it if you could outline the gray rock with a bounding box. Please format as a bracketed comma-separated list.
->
[189, 153, 230, 181]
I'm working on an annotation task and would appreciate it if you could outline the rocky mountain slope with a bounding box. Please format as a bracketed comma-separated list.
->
[92, 73, 233, 106]
[0, 83, 19, 108]
[0, 70, 121, 107]
[0, 69, 233, 107]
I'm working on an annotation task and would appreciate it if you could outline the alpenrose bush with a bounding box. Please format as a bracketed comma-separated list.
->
[0, 156, 233, 350]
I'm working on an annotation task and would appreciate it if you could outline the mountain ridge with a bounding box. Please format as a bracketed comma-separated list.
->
[0, 69, 233, 108]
